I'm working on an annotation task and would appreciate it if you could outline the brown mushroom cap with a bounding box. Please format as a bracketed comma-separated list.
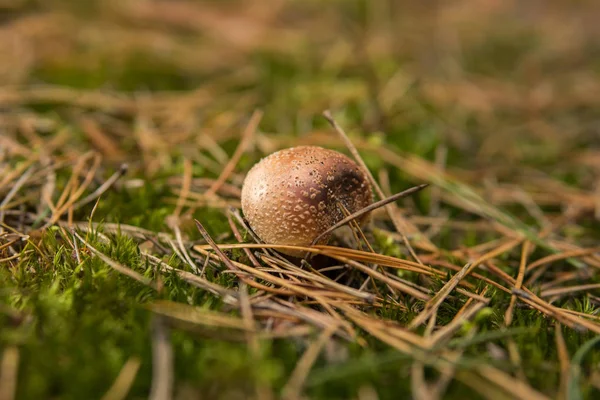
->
[241, 146, 373, 257]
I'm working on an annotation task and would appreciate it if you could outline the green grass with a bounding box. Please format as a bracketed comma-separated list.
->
[1, 0, 600, 399]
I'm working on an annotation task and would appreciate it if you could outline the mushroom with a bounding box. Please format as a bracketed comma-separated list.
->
[241, 146, 373, 257]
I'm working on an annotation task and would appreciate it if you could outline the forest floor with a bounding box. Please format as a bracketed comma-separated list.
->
[1, 1, 600, 399]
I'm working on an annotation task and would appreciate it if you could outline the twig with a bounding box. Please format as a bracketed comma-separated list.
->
[309, 184, 429, 247]
[0, 346, 19, 400]
[409, 238, 522, 329]
[73, 230, 157, 289]
[282, 324, 339, 400]
[205, 109, 263, 197]
[149, 316, 173, 400]
[323, 110, 431, 264]
[505, 241, 532, 326]
[72, 163, 128, 210]
[101, 357, 141, 400]
[554, 324, 569, 400]
[172, 159, 192, 218]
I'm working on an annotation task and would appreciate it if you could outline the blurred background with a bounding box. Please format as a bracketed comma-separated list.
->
[2, 0, 599, 161]
[2, 0, 599, 242]
[2, 0, 600, 231]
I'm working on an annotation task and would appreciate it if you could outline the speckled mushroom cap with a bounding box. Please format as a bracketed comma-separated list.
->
[241, 146, 373, 257]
